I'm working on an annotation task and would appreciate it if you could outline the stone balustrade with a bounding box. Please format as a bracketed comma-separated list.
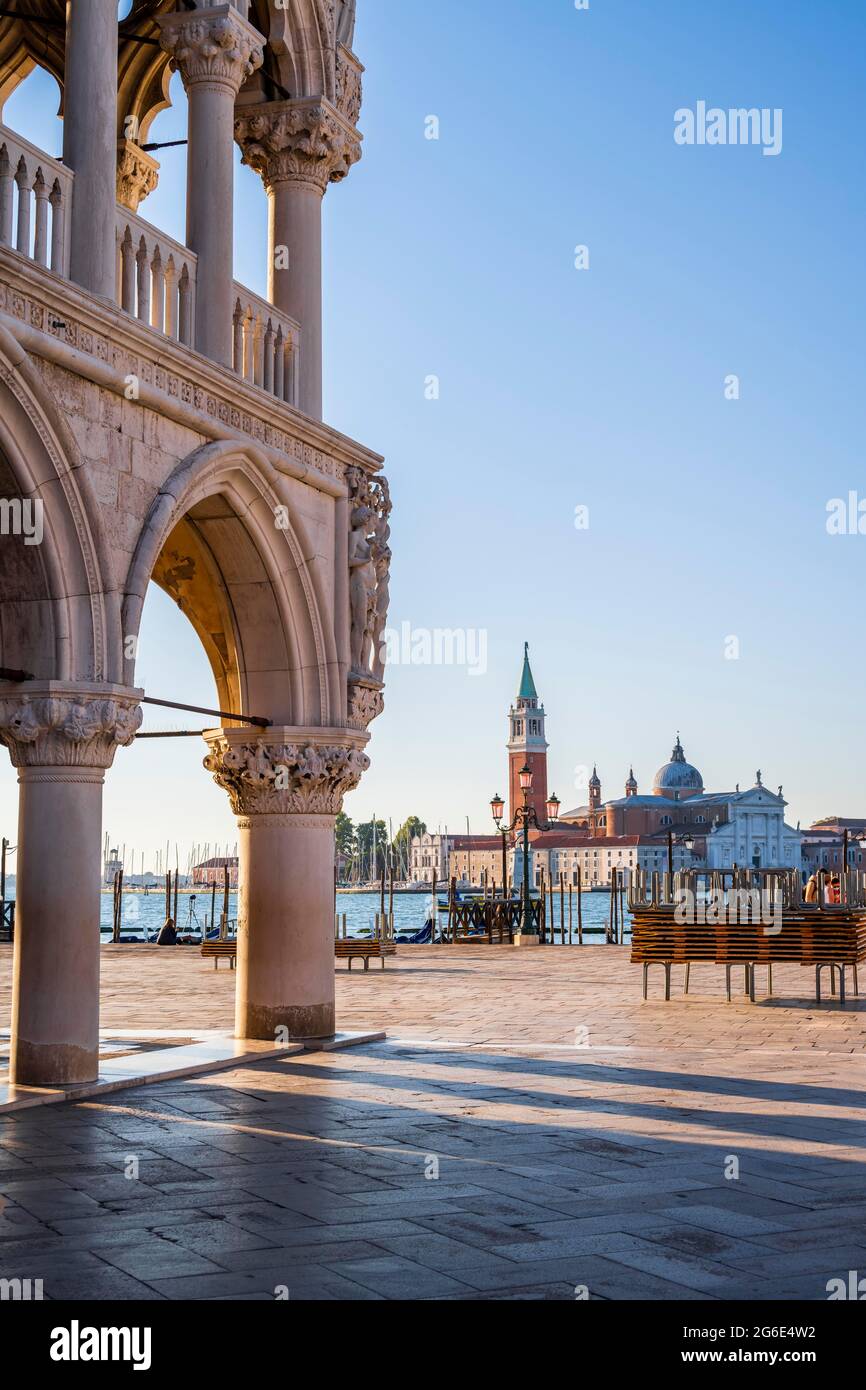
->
[232, 283, 300, 407]
[0, 124, 72, 277]
[115, 207, 196, 347]
[0, 122, 302, 413]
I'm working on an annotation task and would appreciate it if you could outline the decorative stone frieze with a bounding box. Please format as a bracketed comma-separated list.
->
[235, 99, 361, 194]
[0, 685, 142, 769]
[336, 45, 363, 128]
[159, 5, 264, 95]
[204, 730, 370, 816]
[116, 139, 160, 212]
[0, 258, 363, 486]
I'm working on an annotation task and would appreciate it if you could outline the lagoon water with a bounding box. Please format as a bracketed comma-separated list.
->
[90, 888, 631, 942]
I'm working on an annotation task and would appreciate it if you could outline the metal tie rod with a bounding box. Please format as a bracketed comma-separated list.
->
[134, 730, 212, 739]
[140, 697, 271, 729]
[0, 674, 270, 729]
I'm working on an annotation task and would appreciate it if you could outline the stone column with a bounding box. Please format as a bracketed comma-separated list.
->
[0, 685, 142, 1086]
[203, 729, 369, 1039]
[159, 5, 264, 367]
[63, 0, 118, 300]
[235, 99, 361, 419]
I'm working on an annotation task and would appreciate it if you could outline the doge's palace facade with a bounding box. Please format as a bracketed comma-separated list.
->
[0, 0, 388, 1084]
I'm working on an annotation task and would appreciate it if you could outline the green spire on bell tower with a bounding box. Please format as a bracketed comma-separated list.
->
[518, 641, 538, 701]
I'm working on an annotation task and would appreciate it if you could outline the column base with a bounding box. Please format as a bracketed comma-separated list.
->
[10, 1038, 99, 1087]
[237, 1000, 336, 1043]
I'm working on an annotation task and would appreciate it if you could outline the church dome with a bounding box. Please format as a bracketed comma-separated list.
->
[653, 735, 703, 796]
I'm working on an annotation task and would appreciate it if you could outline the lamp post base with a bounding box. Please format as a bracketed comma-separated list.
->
[513, 932, 541, 947]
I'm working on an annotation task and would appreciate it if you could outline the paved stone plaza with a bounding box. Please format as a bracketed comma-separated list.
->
[1, 944, 865, 1300]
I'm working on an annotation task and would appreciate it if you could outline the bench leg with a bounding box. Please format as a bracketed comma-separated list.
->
[748, 963, 755, 1004]
[642, 962, 672, 1001]
[364, 957, 369, 971]
[683, 963, 690, 995]
[815, 963, 843, 1005]
[767, 963, 773, 997]
[214, 957, 218, 970]
[854, 964, 859, 997]
[725, 964, 732, 1002]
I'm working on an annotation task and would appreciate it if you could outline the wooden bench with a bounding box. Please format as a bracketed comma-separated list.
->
[201, 941, 238, 970]
[631, 908, 866, 1003]
[334, 939, 396, 971]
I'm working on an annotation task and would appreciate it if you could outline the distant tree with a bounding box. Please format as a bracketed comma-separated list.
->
[335, 812, 356, 882]
[336, 812, 354, 857]
[393, 816, 427, 854]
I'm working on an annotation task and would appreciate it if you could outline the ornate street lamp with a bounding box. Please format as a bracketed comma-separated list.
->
[491, 766, 560, 936]
[667, 827, 695, 877]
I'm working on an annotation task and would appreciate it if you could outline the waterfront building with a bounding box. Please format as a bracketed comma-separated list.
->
[562, 738, 802, 872]
[103, 845, 123, 888]
[192, 856, 240, 889]
[801, 818, 866, 872]
[513, 832, 673, 890]
[0, 0, 387, 1086]
[447, 835, 505, 888]
[408, 832, 453, 884]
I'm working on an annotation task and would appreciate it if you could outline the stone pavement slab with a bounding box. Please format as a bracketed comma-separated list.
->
[1, 944, 865, 1300]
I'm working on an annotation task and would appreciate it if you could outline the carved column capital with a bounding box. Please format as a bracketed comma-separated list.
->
[347, 676, 384, 731]
[116, 139, 160, 212]
[159, 4, 264, 96]
[0, 684, 143, 772]
[234, 98, 362, 195]
[203, 727, 370, 816]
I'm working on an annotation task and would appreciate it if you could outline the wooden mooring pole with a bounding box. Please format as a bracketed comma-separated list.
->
[577, 865, 583, 944]
[559, 872, 565, 944]
[221, 864, 229, 939]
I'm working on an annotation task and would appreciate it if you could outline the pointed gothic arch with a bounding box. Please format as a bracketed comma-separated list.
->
[122, 438, 340, 727]
[0, 322, 113, 683]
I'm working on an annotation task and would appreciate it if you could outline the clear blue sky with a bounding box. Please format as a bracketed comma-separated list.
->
[3, 0, 865, 867]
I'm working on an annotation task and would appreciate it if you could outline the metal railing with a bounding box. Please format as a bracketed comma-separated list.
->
[0, 900, 14, 943]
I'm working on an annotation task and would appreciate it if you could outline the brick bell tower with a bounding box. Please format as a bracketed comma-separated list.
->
[507, 643, 549, 825]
